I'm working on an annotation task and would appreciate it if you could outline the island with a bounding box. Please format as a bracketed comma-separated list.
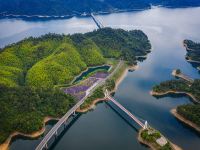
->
[151, 69, 200, 134]
[1, 0, 200, 18]
[0, 27, 152, 149]
[138, 128, 181, 150]
[183, 39, 200, 64]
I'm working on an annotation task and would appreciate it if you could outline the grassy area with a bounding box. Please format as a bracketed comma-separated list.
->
[141, 129, 172, 150]
[111, 62, 127, 82]
[80, 86, 104, 109]
[105, 61, 128, 92]
[106, 58, 118, 72]
[141, 129, 161, 142]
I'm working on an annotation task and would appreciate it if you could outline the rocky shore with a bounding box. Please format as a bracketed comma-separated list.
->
[0, 117, 59, 150]
[150, 90, 199, 104]
[76, 98, 108, 113]
[138, 129, 182, 150]
[111, 64, 138, 93]
[171, 108, 200, 133]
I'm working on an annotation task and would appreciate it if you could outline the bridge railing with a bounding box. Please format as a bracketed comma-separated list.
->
[91, 13, 104, 29]
[105, 91, 147, 129]
[35, 98, 86, 150]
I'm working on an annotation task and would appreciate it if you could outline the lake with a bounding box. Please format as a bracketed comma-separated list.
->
[1, 6, 200, 150]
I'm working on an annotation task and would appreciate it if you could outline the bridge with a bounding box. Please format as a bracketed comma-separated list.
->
[35, 61, 122, 150]
[91, 13, 104, 29]
[35, 80, 106, 150]
[35, 61, 147, 150]
[35, 95, 87, 150]
[105, 90, 148, 129]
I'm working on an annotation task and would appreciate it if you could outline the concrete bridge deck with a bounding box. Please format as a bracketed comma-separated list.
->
[105, 90, 147, 129]
[91, 13, 104, 29]
[35, 61, 123, 150]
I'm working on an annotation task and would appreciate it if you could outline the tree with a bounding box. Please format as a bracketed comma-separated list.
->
[176, 69, 181, 74]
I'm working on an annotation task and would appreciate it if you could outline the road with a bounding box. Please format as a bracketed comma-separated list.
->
[35, 60, 123, 150]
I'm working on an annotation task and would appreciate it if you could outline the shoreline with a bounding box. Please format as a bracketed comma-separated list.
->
[137, 129, 182, 150]
[111, 64, 139, 93]
[1, 5, 199, 20]
[0, 63, 139, 149]
[186, 58, 200, 64]
[76, 98, 108, 113]
[150, 90, 200, 104]
[0, 117, 59, 150]
[183, 41, 194, 51]
[70, 64, 111, 84]
[77, 64, 139, 112]
[183, 42, 200, 64]
[138, 129, 157, 150]
[171, 69, 194, 83]
[0, 8, 149, 20]
[171, 108, 200, 133]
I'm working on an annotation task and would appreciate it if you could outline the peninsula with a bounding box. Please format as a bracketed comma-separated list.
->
[151, 69, 200, 133]
[0, 27, 151, 149]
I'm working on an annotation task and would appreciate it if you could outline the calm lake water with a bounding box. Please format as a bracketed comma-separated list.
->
[73, 65, 110, 83]
[1, 7, 200, 150]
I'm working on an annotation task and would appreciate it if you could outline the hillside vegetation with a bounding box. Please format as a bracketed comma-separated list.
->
[1, 28, 151, 88]
[85, 28, 151, 64]
[0, 85, 75, 143]
[0, 28, 151, 144]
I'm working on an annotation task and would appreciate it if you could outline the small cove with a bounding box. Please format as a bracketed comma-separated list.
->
[73, 65, 110, 83]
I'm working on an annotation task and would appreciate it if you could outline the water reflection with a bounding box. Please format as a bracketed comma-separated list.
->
[0, 17, 97, 48]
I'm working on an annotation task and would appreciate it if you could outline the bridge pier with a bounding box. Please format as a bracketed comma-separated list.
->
[44, 143, 48, 150]
[54, 130, 58, 137]
[64, 121, 67, 128]
[73, 111, 76, 116]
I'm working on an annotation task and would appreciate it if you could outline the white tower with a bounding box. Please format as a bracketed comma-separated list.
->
[144, 121, 148, 129]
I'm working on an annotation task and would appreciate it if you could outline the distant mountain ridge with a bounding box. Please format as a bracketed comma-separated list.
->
[0, 0, 200, 17]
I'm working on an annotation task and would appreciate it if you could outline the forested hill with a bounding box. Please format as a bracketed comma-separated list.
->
[0, 28, 151, 89]
[0, 28, 151, 143]
[0, 0, 200, 17]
